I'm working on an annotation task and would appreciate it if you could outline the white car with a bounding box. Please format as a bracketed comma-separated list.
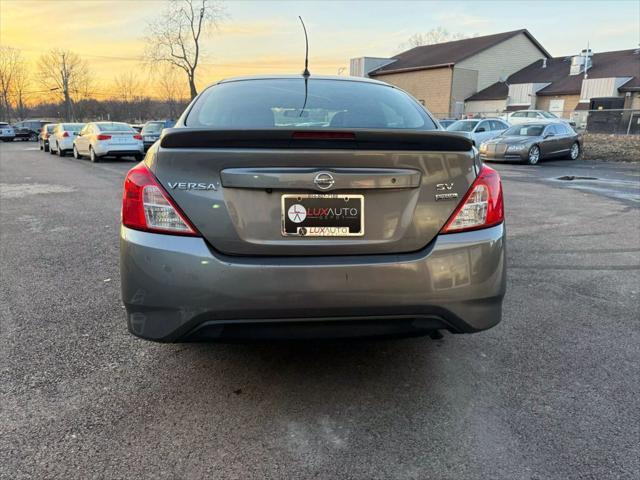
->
[445, 118, 510, 146]
[73, 122, 143, 162]
[0, 122, 15, 142]
[49, 123, 84, 156]
[507, 110, 576, 127]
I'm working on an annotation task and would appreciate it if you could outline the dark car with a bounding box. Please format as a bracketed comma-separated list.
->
[479, 122, 582, 165]
[119, 75, 506, 342]
[140, 120, 175, 151]
[12, 120, 50, 141]
[39, 124, 57, 152]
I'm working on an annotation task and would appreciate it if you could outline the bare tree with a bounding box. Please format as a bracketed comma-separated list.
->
[398, 27, 474, 52]
[156, 65, 187, 119]
[113, 72, 145, 103]
[11, 62, 30, 120]
[144, 0, 226, 99]
[37, 49, 92, 121]
[0, 46, 23, 122]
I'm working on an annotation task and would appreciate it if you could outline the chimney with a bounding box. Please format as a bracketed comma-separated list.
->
[542, 58, 547, 68]
[569, 48, 593, 76]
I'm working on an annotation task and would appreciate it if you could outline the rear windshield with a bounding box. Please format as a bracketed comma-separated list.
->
[186, 78, 436, 130]
[447, 120, 478, 132]
[503, 125, 544, 136]
[63, 123, 83, 132]
[142, 122, 165, 134]
[97, 123, 133, 132]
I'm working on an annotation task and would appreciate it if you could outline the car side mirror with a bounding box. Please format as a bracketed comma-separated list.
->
[544, 132, 554, 138]
[476, 127, 486, 133]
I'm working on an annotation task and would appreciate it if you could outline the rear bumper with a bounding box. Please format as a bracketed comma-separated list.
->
[57, 137, 75, 151]
[120, 224, 506, 342]
[95, 144, 143, 156]
[480, 152, 526, 162]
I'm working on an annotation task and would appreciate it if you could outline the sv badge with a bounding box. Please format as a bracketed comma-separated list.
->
[435, 182, 458, 201]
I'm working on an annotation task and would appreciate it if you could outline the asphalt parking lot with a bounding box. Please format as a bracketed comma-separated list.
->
[1, 141, 639, 479]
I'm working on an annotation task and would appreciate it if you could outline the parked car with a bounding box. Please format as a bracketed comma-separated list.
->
[73, 122, 143, 162]
[0, 122, 15, 142]
[12, 119, 50, 141]
[39, 124, 57, 152]
[49, 123, 85, 156]
[479, 121, 581, 165]
[141, 119, 175, 151]
[446, 118, 509, 145]
[120, 75, 506, 342]
[438, 119, 456, 129]
[507, 109, 576, 127]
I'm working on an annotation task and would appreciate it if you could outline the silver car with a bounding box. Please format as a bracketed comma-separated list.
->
[73, 122, 144, 162]
[446, 118, 510, 146]
[120, 75, 506, 342]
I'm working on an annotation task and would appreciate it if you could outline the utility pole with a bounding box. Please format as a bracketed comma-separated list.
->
[62, 52, 72, 121]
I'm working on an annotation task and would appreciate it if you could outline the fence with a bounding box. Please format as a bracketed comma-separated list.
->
[432, 109, 640, 135]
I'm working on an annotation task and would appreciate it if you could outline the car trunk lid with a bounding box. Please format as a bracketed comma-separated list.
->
[149, 129, 477, 256]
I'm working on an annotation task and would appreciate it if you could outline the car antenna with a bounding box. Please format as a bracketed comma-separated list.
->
[299, 16, 310, 78]
[298, 16, 310, 117]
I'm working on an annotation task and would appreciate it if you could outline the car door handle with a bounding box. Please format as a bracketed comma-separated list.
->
[220, 167, 422, 190]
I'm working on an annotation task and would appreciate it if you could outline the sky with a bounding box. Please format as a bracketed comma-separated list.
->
[1, 0, 639, 99]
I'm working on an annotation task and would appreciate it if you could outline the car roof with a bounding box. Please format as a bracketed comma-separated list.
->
[507, 122, 555, 128]
[516, 119, 564, 125]
[214, 74, 391, 87]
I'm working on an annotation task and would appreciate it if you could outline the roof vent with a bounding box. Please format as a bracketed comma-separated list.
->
[570, 49, 593, 76]
[542, 58, 547, 68]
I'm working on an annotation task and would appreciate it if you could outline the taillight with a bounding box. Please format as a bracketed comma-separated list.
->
[122, 163, 198, 236]
[97, 134, 111, 140]
[62, 131, 69, 137]
[441, 165, 504, 234]
[133, 134, 142, 140]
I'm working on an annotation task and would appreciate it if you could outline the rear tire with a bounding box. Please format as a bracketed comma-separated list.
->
[49, 144, 55, 154]
[526, 145, 541, 165]
[89, 146, 99, 163]
[134, 154, 143, 161]
[73, 145, 82, 159]
[43, 142, 49, 152]
[568, 142, 580, 160]
[57, 143, 65, 157]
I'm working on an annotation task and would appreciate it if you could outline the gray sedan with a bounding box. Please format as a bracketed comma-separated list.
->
[479, 122, 582, 165]
[119, 75, 506, 342]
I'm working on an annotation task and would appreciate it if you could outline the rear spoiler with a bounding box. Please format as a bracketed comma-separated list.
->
[159, 128, 473, 152]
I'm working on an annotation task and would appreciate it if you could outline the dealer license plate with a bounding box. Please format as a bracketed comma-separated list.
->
[281, 194, 364, 237]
